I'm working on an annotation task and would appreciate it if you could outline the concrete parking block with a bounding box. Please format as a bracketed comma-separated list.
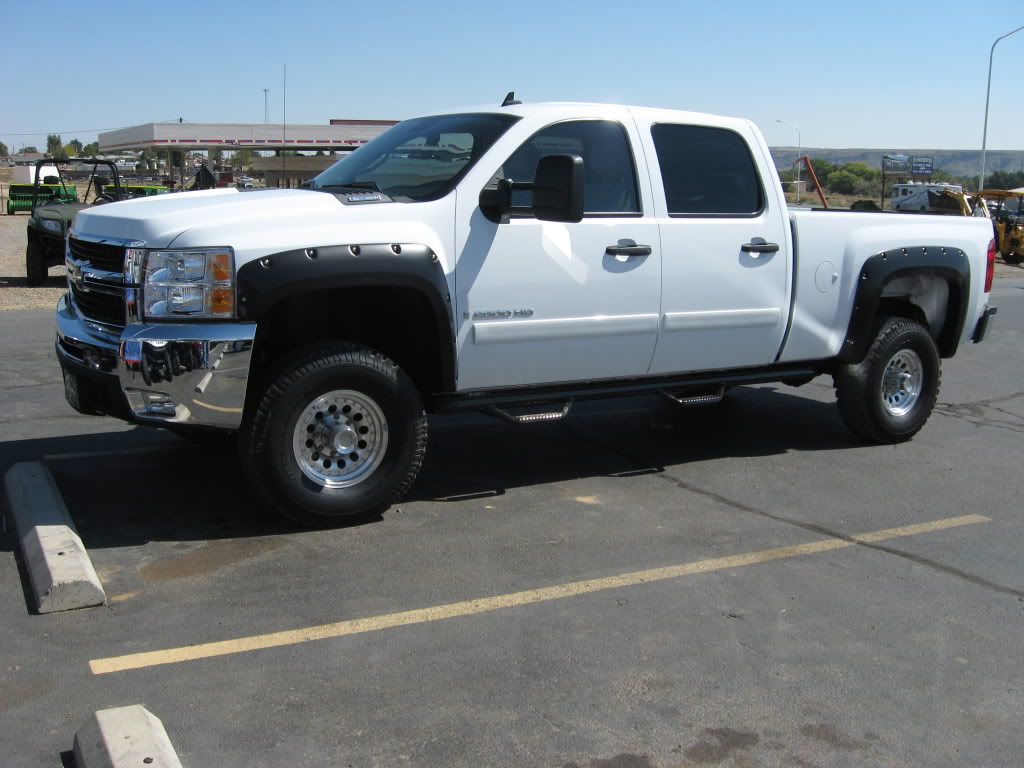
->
[73, 705, 183, 768]
[3, 461, 105, 613]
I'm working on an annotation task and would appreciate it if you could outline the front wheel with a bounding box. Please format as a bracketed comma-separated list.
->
[25, 239, 46, 286]
[239, 343, 427, 527]
[833, 318, 940, 443]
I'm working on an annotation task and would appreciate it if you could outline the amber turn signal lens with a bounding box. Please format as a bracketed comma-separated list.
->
[209, 251, 232, 282]
[209, 286, 234, 315]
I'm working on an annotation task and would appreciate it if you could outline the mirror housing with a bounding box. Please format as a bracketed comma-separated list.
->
[479, 179, 512, 223]
[532, 154, 584, 223]
[478, 153, 585, 224]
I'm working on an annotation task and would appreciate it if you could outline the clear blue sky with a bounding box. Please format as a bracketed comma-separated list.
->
[3, 1, 1022, 153]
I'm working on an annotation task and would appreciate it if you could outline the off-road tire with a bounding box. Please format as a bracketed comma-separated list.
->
[1002, 253, 1024, 265]
[833, 318, 940, 444]
[239, 343, 427, 528]
[25, 239, 46, 286]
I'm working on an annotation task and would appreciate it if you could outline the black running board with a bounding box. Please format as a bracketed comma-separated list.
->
[432, 362, 828, 414]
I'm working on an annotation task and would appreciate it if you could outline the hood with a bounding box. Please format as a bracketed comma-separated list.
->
[34, 202, 88, 225]
[71, 188, 352, 248]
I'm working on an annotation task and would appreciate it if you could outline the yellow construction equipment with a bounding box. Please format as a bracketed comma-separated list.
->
[978, 189, 1024, 265]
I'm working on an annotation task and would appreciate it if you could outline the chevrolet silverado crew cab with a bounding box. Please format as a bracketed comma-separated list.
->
[56, 99, 999, 527]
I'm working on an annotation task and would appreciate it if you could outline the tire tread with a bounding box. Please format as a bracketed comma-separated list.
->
[240, 343, 427, 526]
[833, 318, 941, 444]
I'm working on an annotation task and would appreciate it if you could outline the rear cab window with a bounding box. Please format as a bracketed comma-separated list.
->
[650, 124, 765, 217]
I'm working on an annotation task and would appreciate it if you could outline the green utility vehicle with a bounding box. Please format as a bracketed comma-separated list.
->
[24, 159, 124, 286]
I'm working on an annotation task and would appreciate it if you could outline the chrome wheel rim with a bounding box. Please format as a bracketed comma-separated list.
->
[292, 389, 388, 488]
[880, 349, 923, 417]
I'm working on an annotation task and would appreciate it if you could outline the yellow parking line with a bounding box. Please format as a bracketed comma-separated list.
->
[191, 399, 242, 413]
[89, 513, 989, 675]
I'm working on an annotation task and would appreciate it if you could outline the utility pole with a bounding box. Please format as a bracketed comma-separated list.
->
[263, 88, 270, 124]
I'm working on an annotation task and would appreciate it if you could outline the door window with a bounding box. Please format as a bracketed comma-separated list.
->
[651, 124, 764, 216]
[500, 120, 641, 215]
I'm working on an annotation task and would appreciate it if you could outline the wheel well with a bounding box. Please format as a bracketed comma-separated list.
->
[250, 286, 451, 402]
[878, 272, 961, 356]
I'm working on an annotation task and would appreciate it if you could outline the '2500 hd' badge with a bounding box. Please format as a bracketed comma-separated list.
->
[470, 308, 534, 319]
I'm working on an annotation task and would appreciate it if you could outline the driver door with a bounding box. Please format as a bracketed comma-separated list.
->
[453, 117, 662, 391]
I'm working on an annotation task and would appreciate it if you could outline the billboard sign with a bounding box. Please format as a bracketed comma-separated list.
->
[882, 154, 912, 175]
[882, 153, 934, 177]
[911, 156, 934, 176]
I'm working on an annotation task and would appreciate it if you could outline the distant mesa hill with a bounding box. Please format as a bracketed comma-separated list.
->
[769, 147, 1024, 177]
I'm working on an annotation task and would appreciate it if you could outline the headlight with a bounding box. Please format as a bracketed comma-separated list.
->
[40, 219, 62, 232]
[141, 248, 235, 319]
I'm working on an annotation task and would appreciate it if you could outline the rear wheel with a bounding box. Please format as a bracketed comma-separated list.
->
[239, 343, 427, 527]
[1002, 253, 1024, 265]
[25, 239, 46, 286]
[833, 318, 940, 443]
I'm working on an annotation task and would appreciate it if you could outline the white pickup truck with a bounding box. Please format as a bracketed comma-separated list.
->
[56, 98, 998, 526]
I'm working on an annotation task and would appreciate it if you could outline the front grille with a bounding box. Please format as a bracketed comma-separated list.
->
[69, 238, 125, 273]
[71, 283, 125, 327]
[39, 233, 65, 260]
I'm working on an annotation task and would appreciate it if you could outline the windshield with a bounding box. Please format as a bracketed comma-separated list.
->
[311, 112, 519, 202]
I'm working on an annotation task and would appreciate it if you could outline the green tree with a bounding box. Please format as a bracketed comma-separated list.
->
[68, 138, 83, 155]
[838, 161, 879, 182]
[62, 143, 77, 157]
[46, 134, 63, 156]
[137, 148, 156, 170]
[232, 149, 254, 171]
[827, 170, 860, 195]
[81, 142, 99, 157]
[208, 148, 224, 168]
[805, 157, 836, 191]
[985, 170, 1024, 190]
[22, 146, 38, 154]
[0, 141, 8, 157]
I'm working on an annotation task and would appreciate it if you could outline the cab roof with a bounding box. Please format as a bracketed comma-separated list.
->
[433, 101, 756, 133]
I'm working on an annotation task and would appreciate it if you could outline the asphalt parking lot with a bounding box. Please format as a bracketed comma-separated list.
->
[2, 282, 1023, 768]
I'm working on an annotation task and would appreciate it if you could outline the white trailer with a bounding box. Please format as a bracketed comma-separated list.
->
[891, 182, 962, 212]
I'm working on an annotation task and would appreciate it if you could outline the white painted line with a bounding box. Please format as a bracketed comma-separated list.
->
[3, 462, 106, 613]
[73, 705, 183, 768]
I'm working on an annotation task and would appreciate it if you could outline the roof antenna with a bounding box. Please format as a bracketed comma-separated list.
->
[501, 91, 521, 107]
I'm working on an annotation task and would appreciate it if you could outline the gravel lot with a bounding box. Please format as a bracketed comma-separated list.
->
[1, 208, 1022, 313]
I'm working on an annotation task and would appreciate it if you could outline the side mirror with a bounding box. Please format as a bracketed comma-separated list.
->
[533, 154, 584, 223]
[479, 179, 512, 223]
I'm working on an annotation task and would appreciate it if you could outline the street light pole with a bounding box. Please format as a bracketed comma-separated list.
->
[262, 88, 270, 124]
[980, 24, 1024, 191]
[777, 119, 801, 204]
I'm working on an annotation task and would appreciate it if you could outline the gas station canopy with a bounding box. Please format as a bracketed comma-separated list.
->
[98, 119, 397, 152]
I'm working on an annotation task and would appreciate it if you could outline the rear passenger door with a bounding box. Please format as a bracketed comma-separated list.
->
[641, 121, 791, 374]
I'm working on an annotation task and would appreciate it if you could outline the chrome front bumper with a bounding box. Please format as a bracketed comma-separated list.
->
[55, 293, 256, 430]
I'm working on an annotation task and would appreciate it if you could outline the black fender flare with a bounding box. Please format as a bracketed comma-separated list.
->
[840, 246, 969, 363]
[236, 242, 456, 390]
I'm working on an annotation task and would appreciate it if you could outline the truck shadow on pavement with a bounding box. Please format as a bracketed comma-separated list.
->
[0, 383, 853, 549]
[412, 384, 851, 504]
